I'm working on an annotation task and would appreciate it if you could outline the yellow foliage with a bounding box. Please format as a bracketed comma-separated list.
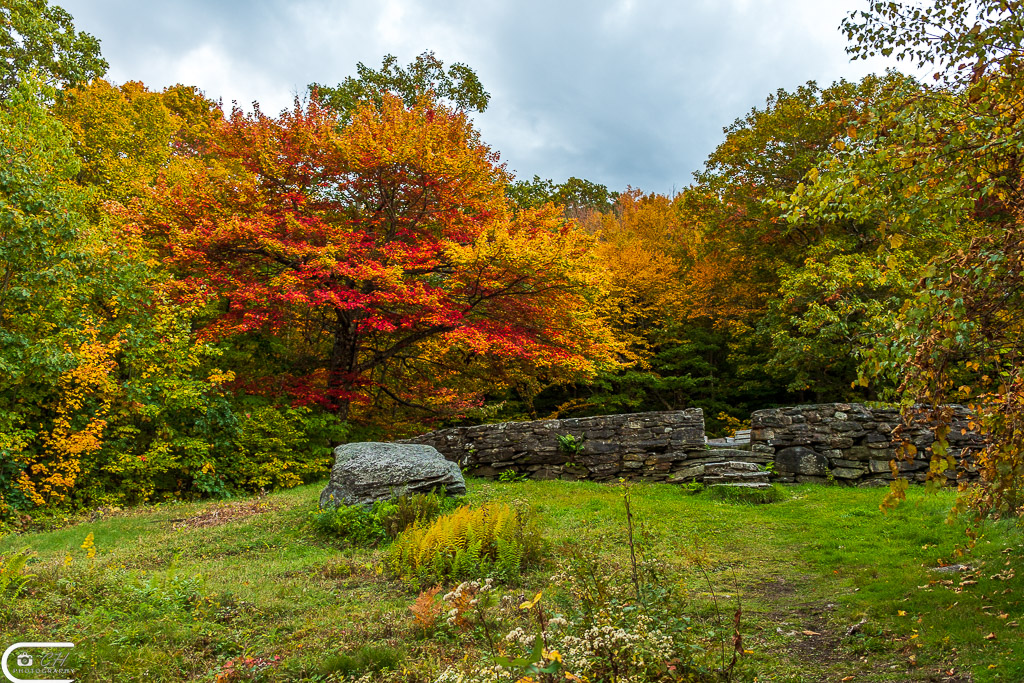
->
[386, 503, 540, 585]
[22, 322, 120, 506]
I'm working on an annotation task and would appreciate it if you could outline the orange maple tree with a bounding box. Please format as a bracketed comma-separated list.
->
[129, 94, 622, 420]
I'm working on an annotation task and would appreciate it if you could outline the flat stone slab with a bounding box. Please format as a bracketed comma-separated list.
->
[320, 442, 466, 507]
[708, 482, 772, 490]
[705, 472, 771, 483]
[705, 461, 763, 474]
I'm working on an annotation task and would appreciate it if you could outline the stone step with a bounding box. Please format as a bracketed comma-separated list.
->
[705, 440, 752, 451]
[705, 460, 763, 474]
[708, 482, 772, 490]
[704, 473, 771, 484]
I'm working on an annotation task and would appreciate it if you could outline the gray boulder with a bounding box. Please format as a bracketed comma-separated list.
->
[319, 442, 466, 507]
[774, 446, 829, 476]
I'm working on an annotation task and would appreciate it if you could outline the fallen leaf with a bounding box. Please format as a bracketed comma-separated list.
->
[801, 630, 820, 636]
[984, 632, 997, 640]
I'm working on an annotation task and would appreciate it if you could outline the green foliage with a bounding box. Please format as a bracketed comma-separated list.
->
[0, 546, 35, 602]
[310, 490, 464, 547]
[555, 433, 585, 456]
[309, 500, 388, 547]
[677, 481, 705, 496]
[506, 174, 618, 216]
[762, 244, 918, 399]
[386, 503, 541, 586]
[0, 0, 107, 99]
[795, 0, 1024, 520]
[318, 645, 403, 676]
[229, 405, 344, 492]
[497, 469, 529, 484]
[310, 50, 489, 122]
[706, 484, 788, 505]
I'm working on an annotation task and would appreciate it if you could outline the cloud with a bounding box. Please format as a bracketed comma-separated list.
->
[57, 0, 915, 192]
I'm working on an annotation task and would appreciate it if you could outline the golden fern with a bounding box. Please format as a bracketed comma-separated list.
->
[386, 503, 540, 586]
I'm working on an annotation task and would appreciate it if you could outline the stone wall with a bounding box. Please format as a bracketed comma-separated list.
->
[750, 403, 984, 486]
[401, 410, 707, 482]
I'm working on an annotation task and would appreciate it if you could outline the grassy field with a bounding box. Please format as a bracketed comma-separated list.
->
[1, 479, 1022, 682]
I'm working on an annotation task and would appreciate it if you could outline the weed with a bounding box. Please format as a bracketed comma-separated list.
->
[556, 433, 585, 457]
[409, 585, 444, 636]
[678, 481, 706, 495]
[498, 469, 529, 483]
[0, 546, 35, 622]
[309, 501, 388, 546]
[320, 645, 404, 676]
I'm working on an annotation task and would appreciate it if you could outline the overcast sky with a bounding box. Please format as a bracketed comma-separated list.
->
[56, 0, 911, 194]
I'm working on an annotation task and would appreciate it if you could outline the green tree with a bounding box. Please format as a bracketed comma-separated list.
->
[310, 50, 489, 122]
[802, 0, 1024, 518]
[507, 175, 617, 218]
[0, 78, 239, 516]
[0, 0, 106, 100]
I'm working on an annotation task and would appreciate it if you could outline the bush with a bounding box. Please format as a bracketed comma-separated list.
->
[310, 490, 464, 547]
[386, 503, 541, 586]
[227, 405, 346, 492]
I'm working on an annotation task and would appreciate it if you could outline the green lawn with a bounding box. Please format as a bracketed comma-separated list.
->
[1, 480, 1021, 682]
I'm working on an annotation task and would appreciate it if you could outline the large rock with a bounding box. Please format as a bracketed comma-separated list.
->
[774, 446, 829, 476]
[319, 442, 466, 507]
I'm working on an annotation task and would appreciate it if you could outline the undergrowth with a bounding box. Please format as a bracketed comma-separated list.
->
[309, 489, 463, 546]
[386, 502, 542, 587]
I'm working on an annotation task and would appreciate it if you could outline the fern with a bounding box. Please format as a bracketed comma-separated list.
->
[0, 547, 36, 618]
[386, 503, 541, 586]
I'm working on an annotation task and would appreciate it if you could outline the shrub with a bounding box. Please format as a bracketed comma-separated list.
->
[386, 503, 541, 586]
[309, 502, 387, 547]
[227, 405, 346, 492]
[310, 490, 464, 547]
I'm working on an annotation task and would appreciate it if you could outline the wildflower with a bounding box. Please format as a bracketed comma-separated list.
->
[80, 532, 96, 559]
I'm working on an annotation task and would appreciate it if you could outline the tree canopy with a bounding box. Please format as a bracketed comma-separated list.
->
[0, 0, 106, 100]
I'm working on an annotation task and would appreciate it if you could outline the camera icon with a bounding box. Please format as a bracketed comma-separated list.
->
[15, 653, 32, 667]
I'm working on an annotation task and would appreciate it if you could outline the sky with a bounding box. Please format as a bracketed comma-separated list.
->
[56, 0, 913, 194]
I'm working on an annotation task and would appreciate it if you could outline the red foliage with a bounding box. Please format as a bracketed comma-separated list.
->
[129, 95, 619, 419]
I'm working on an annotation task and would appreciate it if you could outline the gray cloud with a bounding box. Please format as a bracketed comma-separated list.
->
[56, 0, 910, 193]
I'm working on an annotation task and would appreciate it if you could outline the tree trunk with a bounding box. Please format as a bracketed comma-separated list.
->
[327, 310, 360, 420]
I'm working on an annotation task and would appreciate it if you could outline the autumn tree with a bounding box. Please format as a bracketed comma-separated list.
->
[130, 94, 623, 425]
[54, 79, 221, 205]
[0, 0, 106, 100]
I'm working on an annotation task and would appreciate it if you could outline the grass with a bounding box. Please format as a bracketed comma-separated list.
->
[0, 479, 1022, 682]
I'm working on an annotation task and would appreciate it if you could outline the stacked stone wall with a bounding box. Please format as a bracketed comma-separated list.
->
[401, 410, 706, 482]
[750, 403, 984, 486]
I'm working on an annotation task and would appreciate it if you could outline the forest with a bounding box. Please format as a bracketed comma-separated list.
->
[1, 0, 1022, 523]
